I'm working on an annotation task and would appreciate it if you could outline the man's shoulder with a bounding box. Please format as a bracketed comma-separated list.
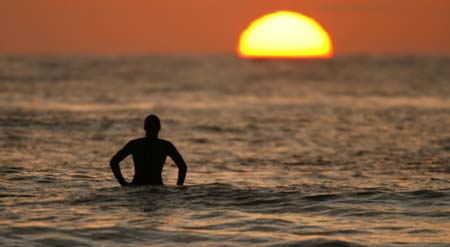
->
[126, 137, 146, 145]
[128, 138, 173, 146]
[157, 138, 173, 146]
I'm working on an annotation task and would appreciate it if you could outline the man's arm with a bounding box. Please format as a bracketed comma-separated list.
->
[110, 141, 133, 186]
[167, 142, 187, 186]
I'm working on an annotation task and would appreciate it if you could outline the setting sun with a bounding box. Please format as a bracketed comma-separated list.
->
[238, 11, 333, 59]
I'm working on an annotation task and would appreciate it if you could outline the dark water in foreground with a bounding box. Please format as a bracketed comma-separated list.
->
[0, 55, 449, 246]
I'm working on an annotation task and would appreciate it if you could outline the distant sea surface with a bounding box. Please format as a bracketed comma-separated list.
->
[1, 55, 449, 247]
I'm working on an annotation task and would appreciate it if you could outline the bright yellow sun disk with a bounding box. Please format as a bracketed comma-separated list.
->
[238, 11, 333, 59]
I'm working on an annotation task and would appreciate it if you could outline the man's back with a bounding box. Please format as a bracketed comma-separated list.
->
[110, 115, 187, 187]
[129, 138, 167, 185]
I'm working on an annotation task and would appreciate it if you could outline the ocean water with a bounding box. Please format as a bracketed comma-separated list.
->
[0, 55, 449, 247]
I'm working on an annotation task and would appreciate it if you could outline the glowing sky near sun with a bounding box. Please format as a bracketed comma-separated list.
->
[0, 0, 449, 55]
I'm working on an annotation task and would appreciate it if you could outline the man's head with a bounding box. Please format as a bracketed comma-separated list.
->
[144, 114, 161, 136]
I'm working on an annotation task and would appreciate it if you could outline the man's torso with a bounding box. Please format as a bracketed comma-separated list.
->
[128, 138, 171, 185]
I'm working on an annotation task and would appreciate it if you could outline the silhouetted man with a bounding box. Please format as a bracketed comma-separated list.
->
[110, 115, 187, 186]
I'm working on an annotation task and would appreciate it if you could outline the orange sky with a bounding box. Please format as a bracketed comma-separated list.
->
[1, 0, 449, 55]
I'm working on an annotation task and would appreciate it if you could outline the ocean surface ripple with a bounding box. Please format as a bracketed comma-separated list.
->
[0, 55, 449, 246]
